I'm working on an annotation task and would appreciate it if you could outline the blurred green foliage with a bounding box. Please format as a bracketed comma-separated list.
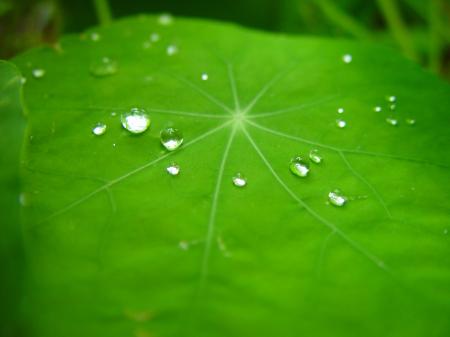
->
[1, 0, 449, 79]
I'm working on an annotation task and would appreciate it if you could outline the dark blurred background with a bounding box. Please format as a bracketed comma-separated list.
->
[0, 0, 449, 75]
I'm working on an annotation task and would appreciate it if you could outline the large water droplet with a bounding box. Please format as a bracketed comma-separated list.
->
[309, 149, 323, 164]
[90, 57, 118, 77]
[166, 163, 180, 176]
[342, 54, 352, 63]
[232, 173, 247, 187]
[201, 72, 209, 81]
[32, 68, 45, 79]
[121, 108, 150, 134]
[166, 44, 178, 56]
[328, 189, 347, 207]
[160, 127, 183, 151]
[385, 117, 398, 126]
[336, 119, 346, 128]
[92, 123, 107, 136]
[158, 13, 174, 26]
[289, 157, 310, 177]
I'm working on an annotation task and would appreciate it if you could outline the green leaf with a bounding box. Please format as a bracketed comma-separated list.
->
[0, 60, 26, 336]
[12, 15, 450, 337]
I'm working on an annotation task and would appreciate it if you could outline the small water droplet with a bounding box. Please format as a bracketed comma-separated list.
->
[166, 163, 180, 176]
[444, 229, 448, 235]
[386, 117, 398, 126]
[337, 107, 344, 114]
[405, 118, 416, 125]
[142, 41, 151, 49]
[92, 123, 107, 136]
[121, 108, 150, 134]
[160, 127, 183, 151]
[289, 157, 310, 177]
[90, 32, 101, 41]
[111, 111, 117, 117]
[387, 95, 397, 103]
[179, 240, 189, 250]
[232, 173, 247, 187]
[342, 54, 352, 63]
[309, 149, 323, 164]
[32, 68, 45, 79]
[201, 72, 209, 81]
[20, 77, 27, 84]
[90, 57, 118, 77]
[328, 189, 347, 207]
[158, 13, 174, 26]
[150, 32, 160, 42]
[374, 106, 382, 112]
[336, 119, 346, 128]
[389, 104, 396, 111]
[166, 44, 178, 56]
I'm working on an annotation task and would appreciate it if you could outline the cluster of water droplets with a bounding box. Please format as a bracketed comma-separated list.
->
[373, 95, 416, 127]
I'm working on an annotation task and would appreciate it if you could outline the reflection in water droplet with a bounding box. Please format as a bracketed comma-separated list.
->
[166, 163, 180, 176]
[290, 157, 310, 177]
[90, 57, 118, 77]
[201, 72, 209, 81]
[405, 118, 416, 125]
[336, 119, 346, 128]
[374, 106, 382, 112]
[150, 33, 160, 42]
[160, 127, 183, 151]
[121, 108, 150, 134]
[342, 54, 352, 63]
[309, 149, 323, 164]
[158, 13, 174, 25]
[337, 108, 344, 114]
[92, 123, 107, 136]
[386, 117, 398, 126]
[328, 189, 347, 207]
[166, 44, 178, 56]
[232, 173, 247, 187]
[32, 68, 45, 79]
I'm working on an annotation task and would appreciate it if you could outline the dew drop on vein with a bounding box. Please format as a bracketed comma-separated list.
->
[92, 123, 107, 136]
[232, 173, 247, 187]
[160, 127, 183, 151]
[166, 163, 180, 176]
[290, 157, 310, 177]
[328, 189, 347, 207]
[309, 149, 323, 164]
[32, 68, 45, 79]
[121, 108, 150, 134]
[90, 57, 118, 77]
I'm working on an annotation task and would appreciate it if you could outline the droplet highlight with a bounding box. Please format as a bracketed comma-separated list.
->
[374, 106, 382, 112]
[405, 118, 416, 126]
[342, 54, 352, 63]
[201, 72, 209, 81]
[309, 149, 323, 164]
[166, 44, 178, 56]
[166, 163, 180, 176]
[289, 157, 310, 177]
[232, 173, 247, 187]
[336, 119, 346, 128]
[337, 108, 344, 114]
[90, 57, 118, 77]
[32, 68, 45, 79]
[160, 127, 183, 151]
[92, 123, 107, 136]
[121, 108, 150, 134]
[385, 117, 398, 126]
[328, 189, 347, 207]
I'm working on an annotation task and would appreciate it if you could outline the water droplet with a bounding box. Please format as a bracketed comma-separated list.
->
[90, 57, 118, 77]
[309, 149, 323, 164]
[201, 72, 209, 81]
[337, 108, 344, 114]
[374, 106, 382, 112]
[444, 229, 448, 235]
[389, 104, 396, 111]
[385, 117, 398, 126]
[179, 241, 189, 250]
[90, 32, 101, 41]
[111, 111, 117, 117]
[405, 118, 416, 125]
[342, 54, 352, 63]
[92, 123, 107, 136]
[158, 13, 174, 26]
[328, 189, 347, 207]
[336, 119, 346, 128]
[32, 68, 45, 79]
[150, 32, 160, 42]
[387, 95, 397, 103]
[166, 44, 178, 56]
[232, 173, 247, 187]
[166, 163, 180, 176]
[20, 77, 27, 84]
[121, 108, 150, 134]
[289, 157, 310, 177]
[160, 127, 183, 151]
[142, 41, 151, 49]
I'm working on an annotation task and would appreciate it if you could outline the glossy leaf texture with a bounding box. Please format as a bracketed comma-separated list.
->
[12, 15, 450, 337]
